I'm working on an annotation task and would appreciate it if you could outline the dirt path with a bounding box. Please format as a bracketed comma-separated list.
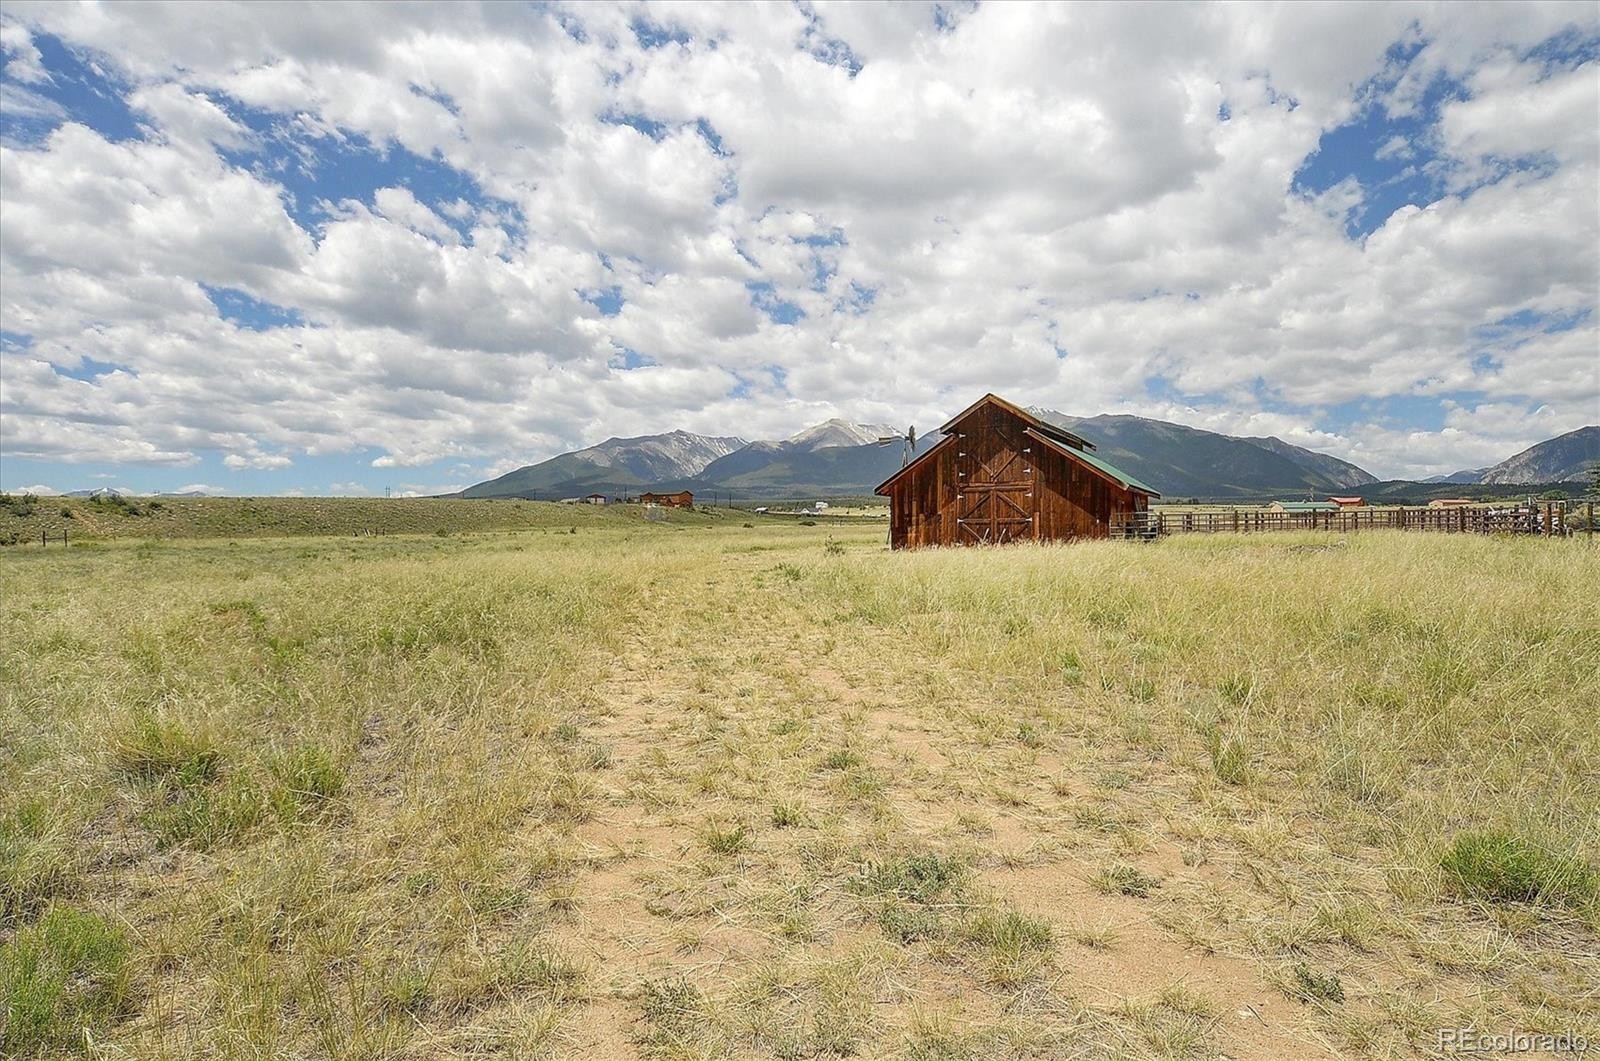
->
[551, 553, 1331, 1058]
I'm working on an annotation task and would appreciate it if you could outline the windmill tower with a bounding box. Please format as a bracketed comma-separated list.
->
[876, 426, 915, 547]
[877, 426, 916, 468]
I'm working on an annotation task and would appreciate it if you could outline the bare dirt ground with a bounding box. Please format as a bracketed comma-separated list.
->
[549, 552, 1339, 1058]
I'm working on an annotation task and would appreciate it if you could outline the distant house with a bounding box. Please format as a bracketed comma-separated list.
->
[1428, 497, 1478, 508]
[1327, 496, 1366, 509]
[584, 493, 608, 505]
[558, 497, 583, 505]
[640, 490, 694, 509]
[1268, 501, 1339, 513]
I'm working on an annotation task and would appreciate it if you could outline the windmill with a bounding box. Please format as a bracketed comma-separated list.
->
[877, 425, 917, 468]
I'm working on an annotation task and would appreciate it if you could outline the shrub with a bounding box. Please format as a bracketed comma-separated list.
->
[857, 853, 966, 905]
[1207, 730, 1250, 785]
[823, 536, 845, 556]
[640, 978, 707, 1046]
[1093, 863, 1161, 898]
[1289, 961, 1345, 1004]
[962, 909, 1052, 951]
[822, 749, 860, 771]
[879, 902, 944, 943]
[1, 493, 38, 518]
[269, 744, 346, 813]
[959, 908, 1053, 986]
[142, 775, 268, 849]
[0, 905, 132, 1053]
[0, 799, 76, 927]
[771, 801, 805, 829]
[1440, 831, 1597, 908]
[109, 710, 219, 785]
[704, 822, 749, 855]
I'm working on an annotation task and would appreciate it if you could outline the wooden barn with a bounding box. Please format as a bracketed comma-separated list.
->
[639, 490, 694, 509]
[876, 393, 1158, 549]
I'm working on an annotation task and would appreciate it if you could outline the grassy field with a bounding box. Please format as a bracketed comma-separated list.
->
[0, 494, 776, 545]
[2, 520, 1596, 1058]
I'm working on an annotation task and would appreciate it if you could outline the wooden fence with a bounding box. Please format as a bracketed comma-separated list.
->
[1112, 501, 1588, 540]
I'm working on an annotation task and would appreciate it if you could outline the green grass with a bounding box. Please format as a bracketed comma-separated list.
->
[1093, 863, 1162, 898]
[1440, 830, 1597, 909]
[1, 905, 132, 1054]
[1, 524, 1595, 1056]
[0, 494, 749, 544]
[1289, 961, 1346, 1005]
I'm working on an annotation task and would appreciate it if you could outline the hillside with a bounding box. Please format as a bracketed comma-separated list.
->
[1238, 434, 1377, 487]
[1477, 425, 1599, 484]
[1037, 412, 1372, 497]
[460, 430, 745, 499]
[0, 495, 708, 544]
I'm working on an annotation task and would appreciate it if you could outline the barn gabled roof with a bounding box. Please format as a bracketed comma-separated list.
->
[874, 431, 957, 494]
[1023, 428, 1160, 497]
[937, 393, 1094, 451]
[876, 392, 1158, 497]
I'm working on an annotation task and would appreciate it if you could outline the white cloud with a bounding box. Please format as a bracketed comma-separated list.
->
[0, 2, 1594, 487]
[0, 20, 49, 83]
[223, 452, 293, 470]
[9, 482, 60, 495]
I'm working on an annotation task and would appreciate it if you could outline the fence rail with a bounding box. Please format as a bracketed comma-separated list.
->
[1111, 501, 1588, 540]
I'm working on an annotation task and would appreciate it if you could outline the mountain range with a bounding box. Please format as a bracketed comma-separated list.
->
[460, 415, 1597, 502]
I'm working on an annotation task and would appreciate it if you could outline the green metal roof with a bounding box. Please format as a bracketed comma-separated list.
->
[1062, 442, 1160, 496]
[1274, 501, 1339, 512]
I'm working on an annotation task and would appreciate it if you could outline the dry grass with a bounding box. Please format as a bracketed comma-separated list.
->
[2, 522, 1596, 1057]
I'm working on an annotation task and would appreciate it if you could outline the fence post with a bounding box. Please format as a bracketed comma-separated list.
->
[1588, 502, 1595, 538]
[41, 529, 46, 547]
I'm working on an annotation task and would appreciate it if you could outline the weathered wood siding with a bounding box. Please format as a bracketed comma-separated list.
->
[883, 400, 1149, 549]
[1033, 447, 1145, 541]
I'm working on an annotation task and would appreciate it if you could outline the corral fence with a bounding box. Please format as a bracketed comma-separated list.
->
[1111, 500, 1592, 540]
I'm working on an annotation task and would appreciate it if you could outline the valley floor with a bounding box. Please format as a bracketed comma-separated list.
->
[2, 524, 1596, 1058]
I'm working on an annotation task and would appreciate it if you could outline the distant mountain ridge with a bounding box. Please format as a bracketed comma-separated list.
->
[458, 409, 1592, 501]
[1476, 426, 1598, 484]
[460, 429, 745, 499]
[1034, 411, 1379, 496]
[1239, 435, 1378, 487]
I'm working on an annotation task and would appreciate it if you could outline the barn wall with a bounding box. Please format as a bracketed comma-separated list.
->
[881, 400, 1153, 548]
[888, 435, 959, 548]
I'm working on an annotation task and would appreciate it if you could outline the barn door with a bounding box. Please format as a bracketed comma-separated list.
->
[954, 408, 1034, 544]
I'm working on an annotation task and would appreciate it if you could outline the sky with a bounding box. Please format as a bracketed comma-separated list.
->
[1, 1, 1597, 496]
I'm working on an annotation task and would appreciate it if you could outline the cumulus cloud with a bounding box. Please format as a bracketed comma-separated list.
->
[0, 1, 1595, 487]
[223, 451, 293, 470]
[0, 20, 48, 83]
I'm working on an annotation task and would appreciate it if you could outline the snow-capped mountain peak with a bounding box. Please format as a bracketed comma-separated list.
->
[785, 418, 900, 451]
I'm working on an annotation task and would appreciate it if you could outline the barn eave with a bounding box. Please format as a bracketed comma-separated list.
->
[874, 432, 957, 494]
[1023, 428, 1160, 497]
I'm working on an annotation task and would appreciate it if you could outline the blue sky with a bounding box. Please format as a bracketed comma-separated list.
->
[1, 2, 1596, 494]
